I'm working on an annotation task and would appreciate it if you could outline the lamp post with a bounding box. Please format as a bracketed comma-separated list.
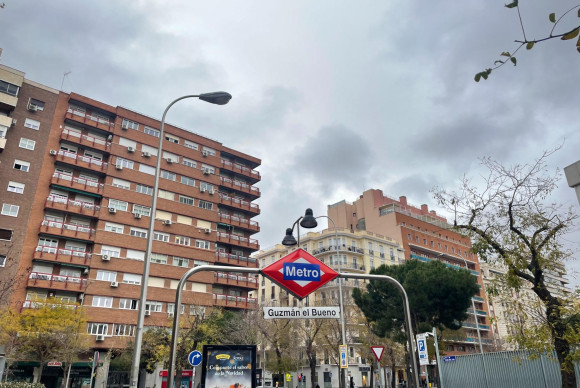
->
[129, 92, 232, 388]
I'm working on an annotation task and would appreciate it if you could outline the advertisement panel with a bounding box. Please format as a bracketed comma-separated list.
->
[201, 345, 256, 388]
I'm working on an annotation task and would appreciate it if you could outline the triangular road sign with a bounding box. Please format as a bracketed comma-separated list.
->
[371, 346, 385, 362]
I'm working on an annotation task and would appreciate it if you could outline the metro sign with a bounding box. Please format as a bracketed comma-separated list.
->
[262, 249, 339, 299]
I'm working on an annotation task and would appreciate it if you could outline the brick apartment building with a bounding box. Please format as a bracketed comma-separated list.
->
[328, 189, 493, 354]
[0, 63, 260, 383]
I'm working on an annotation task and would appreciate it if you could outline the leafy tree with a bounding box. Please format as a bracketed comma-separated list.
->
[16, 299, 88, 383]
[0, 309, 22, 382]
[475, 3, 580, 81]
[295, 319, 324, 388]
[0, 245, 30, 308]
[432, 150, 579, 387]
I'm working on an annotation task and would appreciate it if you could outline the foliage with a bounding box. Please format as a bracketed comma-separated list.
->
[432, 149, 579, 387]
[0, 309, 23, 381]
[353, 260, 479, 339]
[0, 245, 30, 308]
[475, 3, 580, 81]
[0, 383, 46, 388]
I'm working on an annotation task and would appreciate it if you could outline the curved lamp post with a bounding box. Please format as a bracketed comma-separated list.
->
[130, 92, 232, 388]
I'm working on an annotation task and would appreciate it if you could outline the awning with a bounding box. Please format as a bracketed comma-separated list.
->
[51, 185, 102, 199]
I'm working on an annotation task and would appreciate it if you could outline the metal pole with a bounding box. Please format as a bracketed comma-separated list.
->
[339, 273, 420, 388]
[432, 328, 443, 388]
[168, 265, 261, 388]
[458, 257, 487, 388]
[130, 95, 201, 388]
[89, 350, 98, 388]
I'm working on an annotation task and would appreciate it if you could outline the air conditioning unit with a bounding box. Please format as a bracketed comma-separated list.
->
[83, 268, 89, 275]
[102, 254, 110, 261]
[96, 334, 105, 342]
[165, 158, 174, 164]
[200, 188, 206, 193]
[27, 104, 38, 112]
[115, 164, 123, 170]
[11, 118, 17, 126]
[49, 149, 57, 156]
[203, 168, 210, 175]
[121, 122, 129, 130]
[108, 207, 117, 214]
[142, 152, 151, 157]
[134, 213, 142, 219]
[163, 220, 172, 225]
[202, 150, 209, 157]
[204, 228, 211, 234]
[110, 281, 119, 288]
[127, 146, 135, 153]
[145, 310, 151, 316]
[208, 189, 214, 195]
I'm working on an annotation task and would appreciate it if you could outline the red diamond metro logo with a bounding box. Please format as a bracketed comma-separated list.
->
[261, 249, 339, 299]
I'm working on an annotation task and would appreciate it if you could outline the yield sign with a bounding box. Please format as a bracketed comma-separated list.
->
[371, 346, 385, 362]
[262, 249, 339, 299]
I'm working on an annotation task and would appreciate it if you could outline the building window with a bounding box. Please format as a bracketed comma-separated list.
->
[199, 200, 213, 210]
[175, 236, 191, 246]
[112, 178, 131, 190]
[200, 182, 213, 191]
[0, 80, 19, 96]
[121, 119, 139, 130]
[116, 158, 134, 169]
[201, 164, 215, 174]
[132, 204, 151, 217]
[179, 195, 194, 206]
[122, 273, 142, 285]
[92, 296, 113, 308]
[108, 199, 129, 212]
[173, 257, 189, 268]
[153, 232, 169, 242]
[19, 138, 36, 150]
[136, 184, 153, 195]
[101, 246, 121, 257]
[181, 176, 195, 187]
[24, 118, 40, 130]
[13, 159, 30, 172]
[7, 181, 25, 194]
[1, 204, 19, 217]
[130, 227, 148, 238]
[151, 253, 168, 264]
[104, 223, 124, 234]
[96, 270, 117, 282]
[407, 234, 411, 240]
[182, 158, 197, 168]
[160, 170, 176, 181]
[164, 134, 179, 144]
[0, 255, 6, 267]
[158, 189, 174, 200]
[144, 126, 159, 137]
[139, 164, 155, 175]
[28, 98, 45, 111]
[87, 323, 108, 336]
[114, 324, 136, 337]
[184, 140, 198, 150]
[146, 301, 163, 313]
[119, 299, 139, 310]
[195, 240, 210, 250]
[202, 147, 216, 156]
[0, 229, 13, 241]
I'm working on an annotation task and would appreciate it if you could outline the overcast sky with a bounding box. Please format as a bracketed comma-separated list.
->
[1, 1, 579, 287]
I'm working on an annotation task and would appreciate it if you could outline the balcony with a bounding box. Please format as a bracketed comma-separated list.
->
[218, 213, 259, 233]
[213, 294, 257, 309]
[312, 245, 365, 255]
[217, 232, 259, 250]
[220, 160, 260, 183]
[51, 172, 104, 196]
[60, 128, 111, 153]
[218, 194, 260, 215]
[462, 322, 490, 331]
[54, 150, 108, 172]
[65, 108, 115, 132]
[45, 196, 100, 217]
[472, 296, 485, 303]
[215, 252, 259, 267]
[28, 272, 88, 291]
[39, 220, 95, 240]
[219, 177, 260, 198]
[34, 245, 91, 266]
[214, 272, 259, 289]
[467, 308, 487, 316]
[21, 299, 80, 311]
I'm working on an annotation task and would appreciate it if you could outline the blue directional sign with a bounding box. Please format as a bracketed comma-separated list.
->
[418, 339, 426, 352]
[416, 335, 429, 366]
[443, 356, 456, 363]
[188, 350, 202, 366]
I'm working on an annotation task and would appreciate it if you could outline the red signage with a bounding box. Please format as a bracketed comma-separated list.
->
[47, 361, 62, 367]
[262, 249, 339, 299]
[371, 346, 385, 362]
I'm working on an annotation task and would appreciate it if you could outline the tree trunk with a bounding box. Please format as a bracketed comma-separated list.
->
[369, 364, 374, 388]
[338, 365, 344, 388]
[35, 363, 44, 383]
[309, 356, 316, 388]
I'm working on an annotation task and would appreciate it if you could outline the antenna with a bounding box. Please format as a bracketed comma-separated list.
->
[61, 71, 71, 91]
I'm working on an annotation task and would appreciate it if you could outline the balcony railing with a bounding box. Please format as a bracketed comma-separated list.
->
[214, 272, 258, 286]
[61, 128, 111, 151]
[312, 245, 365, 255]
[218, 213, 259, 230]
[45, 196, 100, 216]
[35, 245, 91, 264]
[462, 322, 490, 330]
[40, 220, 95, 237]
[213, 293, 257, 308]
[217, 232, 259, 249]
[28, 272, 88, 290]
[215, 252, 259, 267]
[51, 172, 104, 194]
[56, 150, 107, 171]
[218, 194, 260, 214]
[66, 108, 115, 131]
[220, 160, 260, 180]
[219, 177, 260, 196]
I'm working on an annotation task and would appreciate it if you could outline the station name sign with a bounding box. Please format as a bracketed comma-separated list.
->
[263, 307, 340, 319]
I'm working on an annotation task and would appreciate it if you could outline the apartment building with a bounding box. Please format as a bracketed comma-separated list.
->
[328, 189, 493, 355]
[0, 63, 260, 383]
[253, 229, 405, 388]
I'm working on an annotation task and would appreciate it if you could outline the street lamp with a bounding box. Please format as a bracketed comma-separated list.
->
[281, 210, 348, 388]
[130, 92, 232, 388]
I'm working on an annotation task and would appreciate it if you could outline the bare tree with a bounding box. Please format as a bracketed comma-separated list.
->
[433, 149, 579, 388]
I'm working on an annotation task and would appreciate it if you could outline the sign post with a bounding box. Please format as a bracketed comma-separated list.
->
[339, 345, 348, 369]
[417, 334, 429, 387]
[370, 347, 384, 388]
